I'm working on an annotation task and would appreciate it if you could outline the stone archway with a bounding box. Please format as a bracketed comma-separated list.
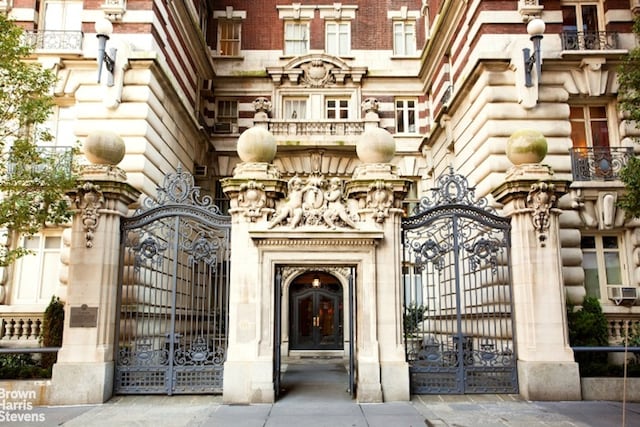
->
[280, 267, 352, 358]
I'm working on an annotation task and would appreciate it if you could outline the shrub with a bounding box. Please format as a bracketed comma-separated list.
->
[567, 297, 611, 376]
[0, 353, 49, 379]
[403, 304, 427, 337]
[40, 296, 64, 369]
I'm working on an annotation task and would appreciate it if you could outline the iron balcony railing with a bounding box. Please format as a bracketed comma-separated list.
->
[21, 30, 84, 52]
[570, 147, 634, 182]
[267, 120, 365, 136]
[6, 146, 74, 178]
[561, 31, 619, 51]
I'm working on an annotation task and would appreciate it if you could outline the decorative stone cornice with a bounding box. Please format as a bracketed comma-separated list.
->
[252, 237, 381, 247]
[267, 54, 367, 86]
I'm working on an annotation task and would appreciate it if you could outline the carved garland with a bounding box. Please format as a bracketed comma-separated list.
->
[526, 181, 556, 247]
[75, 182, 105, 248]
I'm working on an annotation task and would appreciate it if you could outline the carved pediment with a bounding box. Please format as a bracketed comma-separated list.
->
[267, 54, 367, 87]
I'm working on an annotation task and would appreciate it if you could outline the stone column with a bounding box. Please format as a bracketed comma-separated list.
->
[50, 132, 139, 405]
[221, 127, 285, 403]
[493, 160, 581, 400]
[347, 127, 412, 402]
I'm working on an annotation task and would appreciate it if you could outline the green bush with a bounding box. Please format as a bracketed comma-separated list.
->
[40, 296, 64, 369]
[567, 296, 610, 376]
[403, 304, 426, 337]
[0, 353, 50, 379]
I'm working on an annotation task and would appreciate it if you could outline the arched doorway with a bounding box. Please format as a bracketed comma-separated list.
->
[289, 272, 343, 351]
[273, 267, 356, 400]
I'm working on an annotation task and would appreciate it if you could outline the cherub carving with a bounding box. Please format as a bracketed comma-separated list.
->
[323, 177, 358, 229]
[268, 176, 304, 229]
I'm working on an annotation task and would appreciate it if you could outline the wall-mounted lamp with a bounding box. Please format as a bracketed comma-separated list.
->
[95, 18, 117, 87]
[523, 18, 545, 88]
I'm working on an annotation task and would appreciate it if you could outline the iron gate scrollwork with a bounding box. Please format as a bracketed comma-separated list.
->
[401, 168, 517, 394]
[115, 167, 231, 394]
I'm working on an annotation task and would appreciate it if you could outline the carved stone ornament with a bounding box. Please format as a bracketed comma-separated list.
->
[366, 181, 395, 223]
[361, 98, 380, 115]
[526, 181, 556, 246]
[236, 180, 269, 222]
[75, 182, 105, 248]
[301, 60, 336, 87]
[267, 175, 358, 230]
[253, 97, 272, 115]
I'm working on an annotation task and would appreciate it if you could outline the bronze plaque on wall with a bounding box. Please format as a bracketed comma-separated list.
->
[69, 304, 98, 328]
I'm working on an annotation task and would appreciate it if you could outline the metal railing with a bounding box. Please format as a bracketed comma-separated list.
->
[21, 30, 83, 52]
[6, 146, 74, 178]
[561, 31, 619, 51]
[569, 147, 633, 181]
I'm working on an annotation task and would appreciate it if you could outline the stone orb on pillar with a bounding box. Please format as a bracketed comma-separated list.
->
[356, 127, 396, 164]
[83, 130, 126, 165]
[237, 126, 277, 163]
[506, 129, 548, 165]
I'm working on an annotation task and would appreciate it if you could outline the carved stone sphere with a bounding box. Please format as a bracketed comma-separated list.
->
[83, 130, 126, 165]
[357, 127, 396, 163]
[506, 129, 548, 165]
[237, 126, 277, 163]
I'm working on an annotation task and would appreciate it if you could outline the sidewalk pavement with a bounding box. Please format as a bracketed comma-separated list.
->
[8, 394, 640, 427]
[5, 360, 640, 426]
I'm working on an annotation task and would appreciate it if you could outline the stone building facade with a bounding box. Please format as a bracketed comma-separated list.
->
[0, 0, 638, 405]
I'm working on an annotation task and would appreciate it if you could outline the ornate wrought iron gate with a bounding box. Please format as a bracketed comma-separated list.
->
[115, 168, 231, 394]
[401, 168, 517, 394]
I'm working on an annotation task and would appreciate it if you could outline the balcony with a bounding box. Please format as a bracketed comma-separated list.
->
[7, 146, 75, 178]
[570, 147, 633, 182]
[21, 30, 83, 53]
[267, 120, 365, 137]
[561, 31, 619, 51]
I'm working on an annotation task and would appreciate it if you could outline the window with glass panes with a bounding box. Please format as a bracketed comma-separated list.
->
[326, 22, 350, 56]
[581, 234, 624, 299]
[284, 22, 309, 55]
[217, 100, 238, 124]
[396, 99, 418, 133]
[561, 2, 601, 49]
[284, 98, 307, 119]
[326, 99, 348, 119]
[218, 19, 241, 56]
[393, 21, 416, 56]
[570, 105, 610, 149]
[12, 233, 63, 304]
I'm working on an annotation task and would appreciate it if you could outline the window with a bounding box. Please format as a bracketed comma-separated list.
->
[42, 0, 82, 32]
[284, 22, 309, 56]
[570, 105, 614, 179]
[12, 233, 63, 304]
[326, 22, 350, 56]
[393, 21, 416, 56]
[218, 20, 241, 56]
[214, 100, 237, 133]
[562, 2, 602, 49]
[284, 98, 307, 119]
[570, 105, 610, 149]
[396, 99, 418, 133]
[581, 234, 625, 299]
[326, 99, 348, 119]
[40, 0, 82, 50]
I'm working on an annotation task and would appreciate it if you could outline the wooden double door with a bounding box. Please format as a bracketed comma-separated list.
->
[290, 280, 343, 350]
